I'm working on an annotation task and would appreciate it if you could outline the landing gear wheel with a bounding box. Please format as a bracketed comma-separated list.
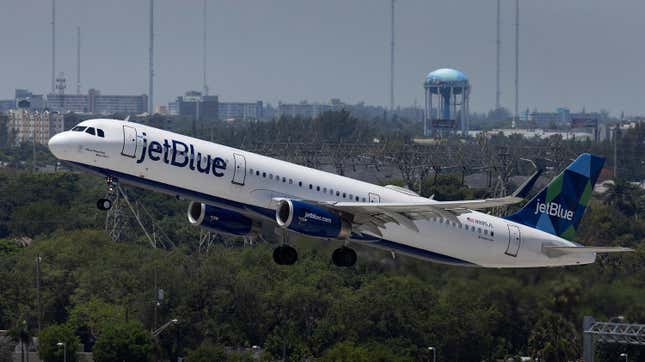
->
[273, 245, 298, 265]
[97, 198, 112, 211]
[332, 247, 357, 267]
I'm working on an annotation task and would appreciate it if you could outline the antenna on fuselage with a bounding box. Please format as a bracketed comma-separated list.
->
[124, 115, 130, 122]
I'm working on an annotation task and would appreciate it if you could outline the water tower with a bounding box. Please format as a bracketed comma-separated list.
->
[424, 68, 470, 137]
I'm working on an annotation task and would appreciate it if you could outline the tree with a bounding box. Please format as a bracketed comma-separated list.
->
[186, 342, 226, 362]
[528, 311, 579, 362]
[92, 321, 153, 362]
[37, 323, 79, 362]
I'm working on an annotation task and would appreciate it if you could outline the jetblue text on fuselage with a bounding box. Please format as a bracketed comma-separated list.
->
[136, 134, 226, 177]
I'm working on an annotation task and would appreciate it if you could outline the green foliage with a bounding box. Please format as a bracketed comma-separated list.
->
[186, 342, 226, 361]
[0, 238, 21, 256]
[67, 297, 126, 339]
[528, 311, 579, 362]
[92, 320, 153, 362]
[37, 323, 79, 362]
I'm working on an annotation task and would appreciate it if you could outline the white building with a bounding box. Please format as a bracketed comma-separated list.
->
[8, 109, 64, 145]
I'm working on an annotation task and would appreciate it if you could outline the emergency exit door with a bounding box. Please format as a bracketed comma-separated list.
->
[121, 125, 137, 158]
[505, 224, 521, 257]
[232, 153, 246, 185]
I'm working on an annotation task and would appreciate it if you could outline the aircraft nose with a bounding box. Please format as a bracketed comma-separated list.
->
[48, 132, 67, 158]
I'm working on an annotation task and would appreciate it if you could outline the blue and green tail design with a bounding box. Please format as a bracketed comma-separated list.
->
[505, 153, 605, 240]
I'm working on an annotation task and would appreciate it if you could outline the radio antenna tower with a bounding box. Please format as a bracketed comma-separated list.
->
[495, 0, 501, 110]
[389, 0, 395, 112]
[51, 0, 56, 93]
[76, 26, 81, 95]
[148, 0, 154, 113]
[513, 0, 519, 128]
[202, 0, 209, 96]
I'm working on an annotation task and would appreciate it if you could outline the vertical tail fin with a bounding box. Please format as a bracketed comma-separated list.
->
[505, 153, 605, 240]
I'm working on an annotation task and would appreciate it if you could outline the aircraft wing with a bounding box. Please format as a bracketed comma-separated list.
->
[315, 196, 524, 235]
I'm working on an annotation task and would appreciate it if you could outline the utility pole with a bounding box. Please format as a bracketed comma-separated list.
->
[148, 0, 154, 113]
[76, 26, 81, 95]
[36, 254, 42, 333]
[202, 0, 209, 96]
[51, 0, 56, 93]
[513, 0, 519, 128]
[389, 0, 395, 113]
[495, 0, 501, 110]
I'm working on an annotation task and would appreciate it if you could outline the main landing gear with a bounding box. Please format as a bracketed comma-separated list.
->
[332, 246, 357, 267]
[97, 176, 117, 211]
[273, 230, 298, 265]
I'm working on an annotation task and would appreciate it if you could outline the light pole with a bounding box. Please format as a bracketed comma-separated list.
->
[427, 346, 436, 362]
[57, 342, 66, 362]
[620, 352, 628, 362]
[152, 318, 178, 337]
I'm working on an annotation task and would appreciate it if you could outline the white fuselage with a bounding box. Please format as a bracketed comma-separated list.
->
[48, 119, 595, 267]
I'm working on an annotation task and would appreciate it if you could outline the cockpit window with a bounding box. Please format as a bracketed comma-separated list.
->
[97, 129, 105, 138]
[85, 127, 96, 136]
[72, 126, 86, 132]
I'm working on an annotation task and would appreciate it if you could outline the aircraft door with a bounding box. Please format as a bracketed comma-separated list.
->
[232, 153, 246, 185]
[368, 192, 381, 203]
[121, 125, 137, 158]
[505, 224, 521, 257]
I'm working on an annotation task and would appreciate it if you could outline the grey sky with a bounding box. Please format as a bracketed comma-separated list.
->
[1, 0, 643, 115]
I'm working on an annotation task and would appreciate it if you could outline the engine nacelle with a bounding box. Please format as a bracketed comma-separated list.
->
[276, 199, 351, 239]
[187, 202, 253, 236]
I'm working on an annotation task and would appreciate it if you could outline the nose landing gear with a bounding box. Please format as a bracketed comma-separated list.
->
[97, 176, 118, 211]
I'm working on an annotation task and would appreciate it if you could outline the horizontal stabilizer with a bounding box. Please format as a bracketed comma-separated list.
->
[543, 245, 634, 257]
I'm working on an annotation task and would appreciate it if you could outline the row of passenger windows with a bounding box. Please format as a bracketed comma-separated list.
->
[248, 167, 367, 202]
[433, 217, 494, 236]
[72, 126, 105, 138]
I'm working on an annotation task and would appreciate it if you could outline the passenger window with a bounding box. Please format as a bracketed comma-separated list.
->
[72, 126, 86, 132]
[269, 174, 273, 179]
[491, 231, 494, 237]
[249, 168, 253, 174]
[316, 186, 320, 191]
[262, 172, 266, 178]
[97, 129, 105, 137]
[342, 193, 346, 198]
[484, 230, 488, 235]
[362, 197, 366, 202]
[298, 181, 302, 187]
[336, 191, 340, 196]
[282, 177, 286, 183]
[323, 187, 327, 193]
[478, 228, 482, 233]
[355, 196, 359, 201]
[309, 184, 313, 190]
[85, 127, 96, 135]
[349, 194, 353, 199]
[256, 170, 260, 176]
[289, 179, 293, 184]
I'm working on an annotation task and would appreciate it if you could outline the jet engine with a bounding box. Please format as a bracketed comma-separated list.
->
[187, 202, 253, 236]
[275, 199, 351, 239]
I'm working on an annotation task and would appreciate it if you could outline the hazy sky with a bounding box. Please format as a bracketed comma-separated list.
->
[1, 0, 643, 115]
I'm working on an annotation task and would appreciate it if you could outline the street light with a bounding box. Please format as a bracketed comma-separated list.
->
[620, 352, 628, 362]
[57, 342, 67, 362]
[152, 318, 179, 337]
[427, 346, 436, 362]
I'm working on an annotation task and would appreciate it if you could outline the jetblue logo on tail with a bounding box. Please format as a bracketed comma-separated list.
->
[533, 200, 574, 221]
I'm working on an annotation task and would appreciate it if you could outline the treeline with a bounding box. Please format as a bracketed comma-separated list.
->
[0, 169, 643, 361]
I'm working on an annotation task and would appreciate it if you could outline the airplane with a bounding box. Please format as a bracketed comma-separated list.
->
[47, 118, 632, 268]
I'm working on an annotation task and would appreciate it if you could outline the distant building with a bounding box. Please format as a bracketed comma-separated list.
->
[0, 100, 14, 113]
[218, 101, 263, 120]
[46, 94, 88, 113]
[174, 91, 218, 121]
[277, 102, 336, 119]
[14, 89, 45, 110]
[8, 109, 64, 145]
[88, 89, 148, 114]
[46, 89, 147, 114]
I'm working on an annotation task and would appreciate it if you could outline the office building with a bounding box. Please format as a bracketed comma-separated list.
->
[46, 89, 147, 114]
[218, 101, 263, 120]
[174, 91, 218, 121]
[277, 102, 336, 119]
[8, 109, 64, 145]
